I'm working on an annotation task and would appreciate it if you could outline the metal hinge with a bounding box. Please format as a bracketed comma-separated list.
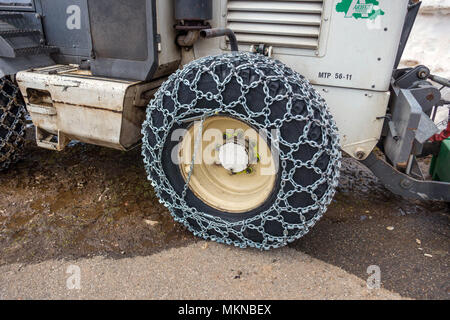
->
[250, 44, 273, 57]
[156, 34, 162, 52]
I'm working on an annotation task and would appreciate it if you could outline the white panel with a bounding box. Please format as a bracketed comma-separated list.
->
[313, 85, 390, 159]
[194, 0, 410, 158]
[197, 0, 409, 91]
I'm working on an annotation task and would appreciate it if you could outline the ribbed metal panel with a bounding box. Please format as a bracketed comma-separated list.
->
[226, 0, 323, 50]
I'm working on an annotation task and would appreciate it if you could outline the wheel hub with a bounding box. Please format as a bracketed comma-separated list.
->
[178, 115, 277, 213]
[218, 142, 249, 173]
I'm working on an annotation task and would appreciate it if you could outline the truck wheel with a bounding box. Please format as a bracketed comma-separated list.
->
[142, 52, 341, 249]
[0, 76, 26, 172]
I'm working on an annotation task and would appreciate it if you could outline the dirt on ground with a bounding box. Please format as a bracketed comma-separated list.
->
[0, 142, 448, 299]
[0, 142, 197, 266]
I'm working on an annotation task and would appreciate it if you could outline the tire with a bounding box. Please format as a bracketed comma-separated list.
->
[0, 75, 27, 172]
[142, 52, 341, 249]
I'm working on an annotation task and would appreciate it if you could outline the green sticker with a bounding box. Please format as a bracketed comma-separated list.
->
[336, 0, 385, 20]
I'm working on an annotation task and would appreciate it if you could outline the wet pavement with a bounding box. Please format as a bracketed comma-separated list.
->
[0, 143, 448, 299]
[291, 159, 449, 300]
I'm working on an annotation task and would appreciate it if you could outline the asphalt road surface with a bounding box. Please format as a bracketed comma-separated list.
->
[0, 143, 448, 299]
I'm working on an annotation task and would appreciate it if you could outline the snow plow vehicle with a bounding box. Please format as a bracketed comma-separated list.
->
[0, 0, 448, 249]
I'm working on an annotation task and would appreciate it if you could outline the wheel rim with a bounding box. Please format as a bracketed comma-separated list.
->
[178, 116, 277, 213]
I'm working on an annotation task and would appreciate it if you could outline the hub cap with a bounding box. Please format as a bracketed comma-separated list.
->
[218, 143, 249, 173]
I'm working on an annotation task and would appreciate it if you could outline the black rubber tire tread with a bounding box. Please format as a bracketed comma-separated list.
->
[0, 75, 26, 172]
[142, 52, 341, 249]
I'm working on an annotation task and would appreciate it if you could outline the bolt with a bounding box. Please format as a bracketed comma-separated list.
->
[400, 179, 413, 190]
[235, 129, 244, 139]
[417, 68, 429, 79]
[355, 149, 366, 160]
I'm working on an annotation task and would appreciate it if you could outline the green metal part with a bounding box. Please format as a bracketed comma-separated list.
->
[430, 138, 450, 183]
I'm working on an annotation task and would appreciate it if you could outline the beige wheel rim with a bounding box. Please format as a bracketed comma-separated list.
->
[178, 116, 277, 213]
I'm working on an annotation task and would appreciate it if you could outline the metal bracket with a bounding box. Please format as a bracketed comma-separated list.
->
[133, 77, 167, 107]
[384, 84, 440, 168]
[35, 127, 69, 151]
[249, 44, 273, 57]
[361, 152, 450, 202]
[27, 103, 56, 115]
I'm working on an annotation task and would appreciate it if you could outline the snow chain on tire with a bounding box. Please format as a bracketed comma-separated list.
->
[142, 52, 341, 249]
[0, 76, 26, 172]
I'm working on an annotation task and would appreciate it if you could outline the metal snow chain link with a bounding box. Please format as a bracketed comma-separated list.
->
[142, 52, 341, 249]
[0, 77, 26, 170]
[181, 114, 206, 200]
